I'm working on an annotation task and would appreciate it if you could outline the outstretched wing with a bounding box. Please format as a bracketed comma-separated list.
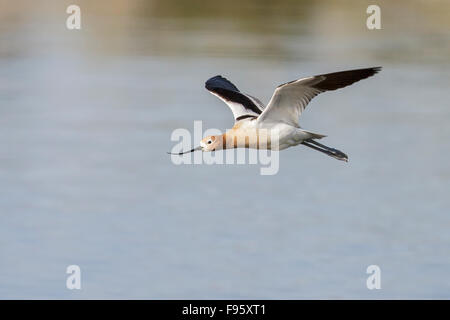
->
[205, 75, 265, 122]
[257, 67, 381, 126]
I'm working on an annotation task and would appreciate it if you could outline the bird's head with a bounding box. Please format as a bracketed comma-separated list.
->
[200, 135, 223, 152]
[168, 135, 223, 155]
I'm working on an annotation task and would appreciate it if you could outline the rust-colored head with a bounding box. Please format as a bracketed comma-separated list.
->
[200, 135, 223, 152]
[168, 134, 225, 155]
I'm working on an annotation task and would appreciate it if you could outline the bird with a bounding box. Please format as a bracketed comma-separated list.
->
[169, 67, 381, 162]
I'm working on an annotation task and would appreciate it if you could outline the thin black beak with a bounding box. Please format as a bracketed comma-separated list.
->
[167, 146, 202, 155]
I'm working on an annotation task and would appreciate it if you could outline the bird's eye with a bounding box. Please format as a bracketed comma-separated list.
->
[207, 140, 212, 144]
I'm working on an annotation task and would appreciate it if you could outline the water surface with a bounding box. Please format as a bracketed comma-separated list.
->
[0, 0, 449, 298]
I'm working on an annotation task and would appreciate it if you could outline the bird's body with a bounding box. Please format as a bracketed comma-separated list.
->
[170, 67, 381, 161]
[221, 119, 321, 151]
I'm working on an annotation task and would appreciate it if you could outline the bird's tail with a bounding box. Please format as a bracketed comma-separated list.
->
[302, 139, 348, 162]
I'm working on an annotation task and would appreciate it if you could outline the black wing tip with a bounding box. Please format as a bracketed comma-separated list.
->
[356, 66, 382, 80]
[354, 66, 382, 80]
[313, 66, 382, 91]
[205, 75, 222, 90]
[345, 66, 381, 71]
[368, 66, 382, 75]
[206, 74, 223, 82]
[351, 66, 382, 78]
[205, 75, 240, 92]
[334, 66, 382, 77]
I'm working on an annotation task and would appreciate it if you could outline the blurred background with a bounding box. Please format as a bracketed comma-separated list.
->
[0, 0, 449, 298]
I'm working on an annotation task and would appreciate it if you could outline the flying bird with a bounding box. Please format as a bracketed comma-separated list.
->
[170, 67, 381, 161]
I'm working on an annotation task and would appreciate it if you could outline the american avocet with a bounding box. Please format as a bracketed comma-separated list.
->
[170, 67, 381, 161]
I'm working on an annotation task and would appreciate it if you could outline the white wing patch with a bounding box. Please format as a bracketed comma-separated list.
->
[257, 67, 381, 126]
